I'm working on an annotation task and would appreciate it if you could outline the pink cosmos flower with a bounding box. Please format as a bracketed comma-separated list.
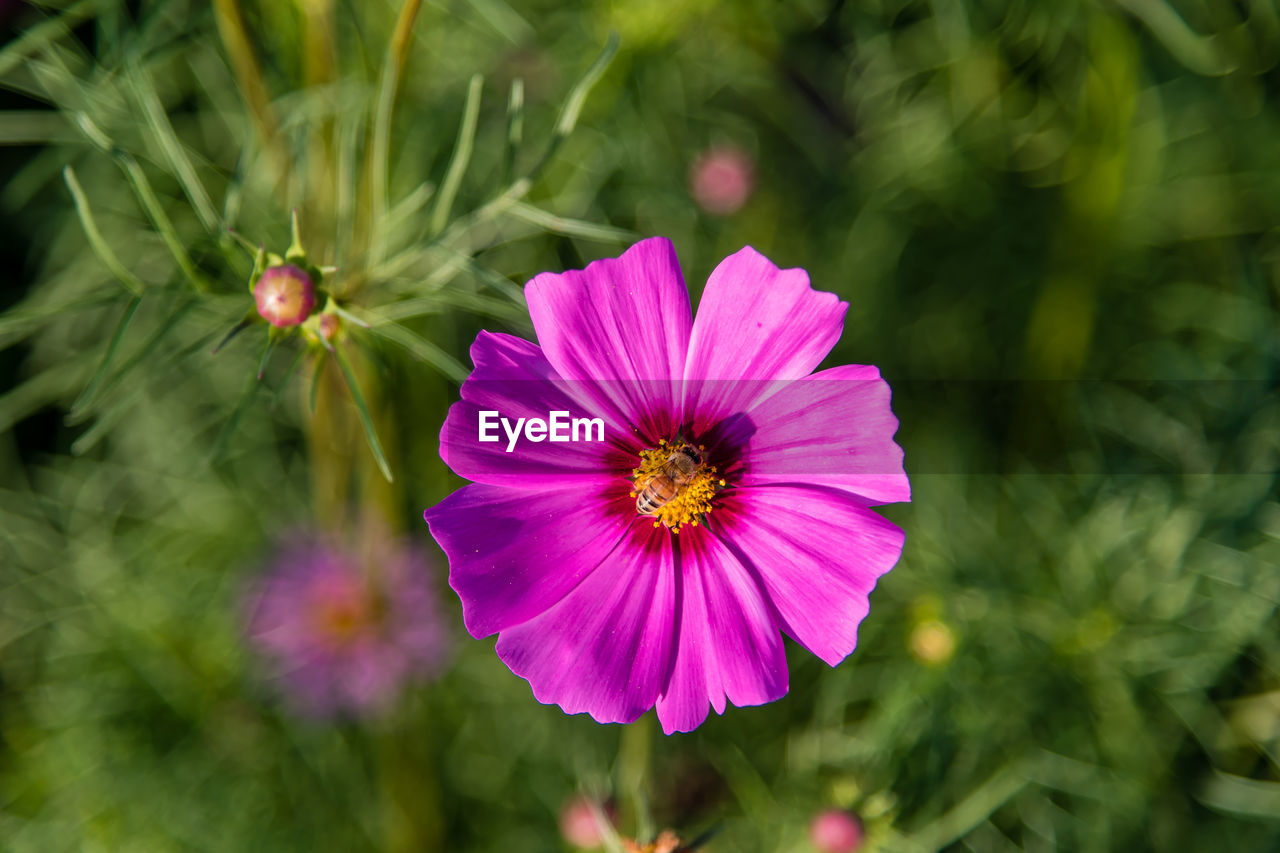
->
[809, 810, 864, 853]
[243, 536, 450, 717]
[425, 237, 908, 734]
[689, 145, 754, 215]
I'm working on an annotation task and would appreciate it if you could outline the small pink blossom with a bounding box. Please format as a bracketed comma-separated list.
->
[253, 264, 316, 327]
[689, 145, 754, 215]
[243, 535, 449, 717]
[559, 795, 614, 848]
[809, 810, 864, 853]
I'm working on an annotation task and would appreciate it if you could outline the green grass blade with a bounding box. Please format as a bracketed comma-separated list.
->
[115, 152, 212, 293]
[0, 361, 84, 436]
[429, 73, 483, 236]
[309, 356, 323, 413]
[528, 32, 618, 180]
[65, 297, 197, 426]
[63, 166, 146, 296]
[255, 334, 278, 380]
[503, 77, 523, 183]
[332, 347, 393, 483]
[0, 0, 98, 78]
[268, 346, 306, 410]
[69, 293, 143, 418]
[0, 291, 119, 351]
[365, 320, 467, 382]
[508, 201, 636, 243]
[127, 59, 220, 231]
[209, 370, 264, 466]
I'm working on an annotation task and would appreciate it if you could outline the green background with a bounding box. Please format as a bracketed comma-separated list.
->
[1, 0, 1278, 850]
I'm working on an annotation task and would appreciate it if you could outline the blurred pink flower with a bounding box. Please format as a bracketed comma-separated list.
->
[244, 536, 449, 717]
[809, 810, 864, 853]
[559, 795, 615, 848]
[689, 145, 754, 215]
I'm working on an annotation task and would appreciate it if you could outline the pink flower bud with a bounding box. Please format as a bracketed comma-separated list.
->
[809, 810, 864, 853]
[689, 145, 754, 216]
[559, 795, 613, 849]
[254, 264, 316, 328]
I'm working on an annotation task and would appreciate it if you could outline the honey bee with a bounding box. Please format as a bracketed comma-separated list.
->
[635, 442, 704, 516]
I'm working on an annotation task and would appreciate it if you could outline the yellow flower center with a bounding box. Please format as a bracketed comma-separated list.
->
[628, 438, 726, 534]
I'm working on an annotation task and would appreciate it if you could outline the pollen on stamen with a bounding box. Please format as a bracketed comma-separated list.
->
[631, 439, 727, 534]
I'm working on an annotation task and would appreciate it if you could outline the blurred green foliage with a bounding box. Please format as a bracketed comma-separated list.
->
[1, 0, 1278, 851]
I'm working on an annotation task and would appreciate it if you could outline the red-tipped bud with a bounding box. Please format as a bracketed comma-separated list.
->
[689, 145, 754, 216]
[318, 313, 341, 342]
[559, 795, 614, 849]
[254, 264, 316, 328]
[809, 810, 864, 853]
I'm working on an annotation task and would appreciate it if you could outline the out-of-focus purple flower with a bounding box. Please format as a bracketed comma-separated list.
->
[689, 145, 754, 215]
[809, 810, 864, 853]
[244, 536, 449, 717]
[425, 237, 909, 733]
[253, 263, 316, 327]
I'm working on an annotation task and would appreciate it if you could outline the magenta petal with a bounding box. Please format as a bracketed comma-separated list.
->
[718, 485, 905, 666]
[655, 527, 788, 734]
[494, 523, 676, 724]
[684, 246, 847, 423]
[441, 331, 635, 486]
[738, 364, 910, 505]
[526, 237, 691, 439]
[425, 484, 632, 637]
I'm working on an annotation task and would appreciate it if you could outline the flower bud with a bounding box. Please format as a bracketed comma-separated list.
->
[318, 312, 341, 342]
[559, 795, 613, 849]
[809, 810, 863, 853]
[254, 264, 316, 328]
[689, 145, 754, 216]
[909, 619, 956, 666]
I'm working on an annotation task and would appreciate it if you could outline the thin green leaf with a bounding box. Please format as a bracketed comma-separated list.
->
[503, 77, 523, 183]
[268, 347, 306, 410]
[379, 291, 527, 327]
[908, 759, 1030, 851]
[334, 103, 362, 264]
[309, 356, 323, 414]
[71, 326, 219, 456]
[1199, 770, 1280, 818]
[0, 0, 98, 78]
[430, 74, 484, 236]
[115, 152, 213, 293]
[332, 347, 394, 483]
[209, 370, 264, 465]
[211, 317, 253, 355]
[69, 293, 143, 418]
[0, 110, 72, 144]
[383, 181, 436, 237]
[365, 319, 467, 382]
[529, 32, 618, 179]
[225, 229, 258, 256]
[0, 361, 83, 436]
[256, 334, 278, 380]
[65, 297, 196, 426]
[508, 201, 636, 243]
[127, 59, 220, 231]
[63, 166, 146, 296]
[0, 290, 119, 351]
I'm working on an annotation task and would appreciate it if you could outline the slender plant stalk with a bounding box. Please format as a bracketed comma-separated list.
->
[367, 0, 426, 269]
[211, 0, 289, 178]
